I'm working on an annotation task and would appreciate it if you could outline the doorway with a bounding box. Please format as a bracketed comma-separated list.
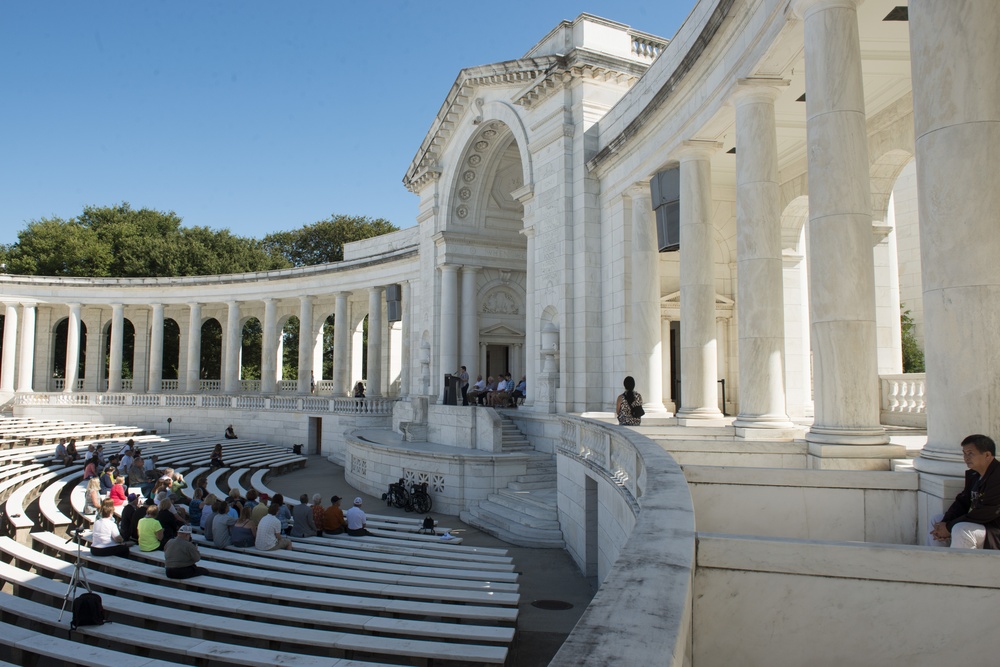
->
[485, 344, 509, 381]
[308, 417, 322, 455]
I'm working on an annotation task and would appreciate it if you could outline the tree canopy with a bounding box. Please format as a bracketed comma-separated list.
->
[2, 204, 399, 277]
[263, 214, 398, 267]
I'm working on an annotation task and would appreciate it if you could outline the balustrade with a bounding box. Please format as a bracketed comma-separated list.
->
[879, 373, 926, 428]
[630, 32, 666, 60]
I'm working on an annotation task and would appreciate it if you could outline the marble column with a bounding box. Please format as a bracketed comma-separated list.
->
[148, 304, 164, 393]
[911, 0, 1000, 474]
[661, 317, 674, 411]
[297, 296, 314, 395]
[108, 304, 125, 392]
[676, 141, 724, 421]
[332, 292, 350, 396]
[64, 303, 82, 393]
[399, 282, 411, 397]
[439, 264, 459, 398]
[185, 303, 202, 393]
[224, 301, 241, 393]
[261, 299, 277, 394]
[366, 288, 383, 396]
[629, 185, 666, 414]
[791, 0, 888, 449]
[520, 224, 537, 406]
[1, 303, 18, 392]
[731, 81, 793, 432]
[460, 266, 479, 373]
[17, 303, 35, 392]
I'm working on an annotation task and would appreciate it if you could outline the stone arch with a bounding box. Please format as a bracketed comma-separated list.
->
[162, 318, 180, 380]
[200, 318, 223, 381]
[448, 122, 526, 234]
[240, 316, 262, 381]
[870, 148, 916, 224]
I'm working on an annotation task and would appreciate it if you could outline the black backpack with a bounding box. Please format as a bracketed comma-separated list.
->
[420, 516, 435, 534]
[70, 592, 107, 634]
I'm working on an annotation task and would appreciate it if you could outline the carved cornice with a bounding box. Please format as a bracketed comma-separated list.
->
[403, 57, 560, 193]
[513, 51, 650, 110]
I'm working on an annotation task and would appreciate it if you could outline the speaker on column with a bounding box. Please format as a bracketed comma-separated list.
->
[386, 284, 402, 322]
[650, 167, 680, 252]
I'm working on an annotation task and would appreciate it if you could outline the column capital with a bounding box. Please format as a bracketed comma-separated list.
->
[111, 302, 125, 312]
[511, 184, 533, 204]
[67, 302, 82, 312]
[676, 140, 723, 162]
[730, 78, 789, 106]
[519, 225, 536, 239]
[788, 0, 860, 20]
[460, 265, 480, 275]
[439, 263, 460, 274]
[150, 302, 164, 311]
[300, 295, 314, 304]
[367, 286, 383, 295]
[626, 182, 652, 200]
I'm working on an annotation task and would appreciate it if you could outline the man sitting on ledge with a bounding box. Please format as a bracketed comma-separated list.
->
[930, 434, 1000, 549]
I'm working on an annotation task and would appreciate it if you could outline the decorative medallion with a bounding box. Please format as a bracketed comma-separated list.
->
[475, 140, 489, 152]
[456, 205, 469, 219]
[482, 289, 520, 315]
[463, 170, 476, 183]
[468, 154, 482, 167]
[482, 129, 497, 139]
[458, 187, 472, 200]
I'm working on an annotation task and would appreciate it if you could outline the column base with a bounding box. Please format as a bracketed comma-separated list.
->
[912, 454, 968, 478]
[806, 442, 907, 470]
[734, 425, 801, 441]
[805, 425, 889, 446]
[676, 407, 729, 427]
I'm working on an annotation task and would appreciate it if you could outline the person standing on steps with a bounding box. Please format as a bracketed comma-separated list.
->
[616, 375, 644, 426]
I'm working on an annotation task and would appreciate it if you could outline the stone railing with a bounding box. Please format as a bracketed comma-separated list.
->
[13, 392, 397, 415]
[550, 416, 693, 667]
[879, 373, 926, 428]
[51, 378, 84, 392]
[240, 379, 261, 392]
[630, 30, 667, 61]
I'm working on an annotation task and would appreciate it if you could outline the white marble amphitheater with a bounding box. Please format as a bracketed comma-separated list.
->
[1, 0, 996, 664]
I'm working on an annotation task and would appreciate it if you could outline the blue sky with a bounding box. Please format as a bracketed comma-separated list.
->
[1, 1, 690, 246]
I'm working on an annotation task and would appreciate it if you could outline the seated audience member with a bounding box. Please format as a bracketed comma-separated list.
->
[144, 454, 159, 479]
[311, 493, 325, 537]
[271, 493, 292, 534]
[66, 439, 78, 462]
[930, 433, 1000, 549]
[119, 493, 140, 543]
[54, 439, 67, 464]
[482, 376, 497, 406]
[255, 502, 293, 551]
[99, 466, 116, 495]
[511, 375, 527, 405]
[323, 496, 347, 535]
[109, 476, 127, 506]
[187, 488, 205, 526]
[227, 487, 245, 507]
[83, 458, 98, 481]
[171, 471, 188, 498]
[353, 381, 366, 398]
[209, 444, 225, 468]
[224, 424, 238, 440]
[244, 488, 259, 510]
[468, 375, 486, 405]
[83, 477, 102, 515]
[231, 505, 257, 547]
[201, 494, 219, 539]
[91, 502, 130, 558]
[212, 500, 239, 548]
[119, 448, 134, 484]
[251, 494, 270, 524]
[164, 525, 209, 579]
[291, 494, 317, 537]
[345, 497, 371, 537]
[157, 499, 183, 542]
[128, 456, 146, 494]
[137, 505, 165, 552]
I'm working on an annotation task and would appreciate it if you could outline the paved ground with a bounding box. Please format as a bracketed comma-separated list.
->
[267, 455, 596, 667]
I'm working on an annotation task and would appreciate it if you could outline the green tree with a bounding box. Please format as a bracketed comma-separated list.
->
[263, 214, 398, 266]
[901, 306, 925, 373]
[7, 216, 113, 276]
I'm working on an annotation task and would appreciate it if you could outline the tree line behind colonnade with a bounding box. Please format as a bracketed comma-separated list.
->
[0, 202, 395, 385]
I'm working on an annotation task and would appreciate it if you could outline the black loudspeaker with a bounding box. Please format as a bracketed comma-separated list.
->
[385, 284, 402, 301]
[650, 168, 680, 252]
[387, 300, 402, 322]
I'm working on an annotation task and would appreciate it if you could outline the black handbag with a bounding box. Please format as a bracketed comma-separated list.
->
[631, 401, 645, 418]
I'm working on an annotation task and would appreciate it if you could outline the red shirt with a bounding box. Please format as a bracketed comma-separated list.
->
[109, 483, 127, 506]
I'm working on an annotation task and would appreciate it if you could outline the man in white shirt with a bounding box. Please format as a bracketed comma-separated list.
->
[345, 497, 371, 536]
[255, 502, 292, 551]
[469, 375, 486, 406]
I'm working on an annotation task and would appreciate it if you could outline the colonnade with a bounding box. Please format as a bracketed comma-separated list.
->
[0, 284, 409, 398]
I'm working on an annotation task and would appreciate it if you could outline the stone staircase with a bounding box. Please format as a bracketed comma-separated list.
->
[460, 413, 565, 548]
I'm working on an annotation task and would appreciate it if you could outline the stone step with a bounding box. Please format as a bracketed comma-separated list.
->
[515, 472, 556, 484]
[469, 500, 562, 531]
[459, 510, 566, 549]
[507, 479, 558, 491]
[489, 491, 558, 520]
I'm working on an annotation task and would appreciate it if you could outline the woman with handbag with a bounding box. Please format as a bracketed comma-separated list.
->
[616, 375, 644, 425]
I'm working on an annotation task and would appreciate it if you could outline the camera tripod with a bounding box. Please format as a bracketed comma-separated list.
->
[57, 523, 92, 623]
